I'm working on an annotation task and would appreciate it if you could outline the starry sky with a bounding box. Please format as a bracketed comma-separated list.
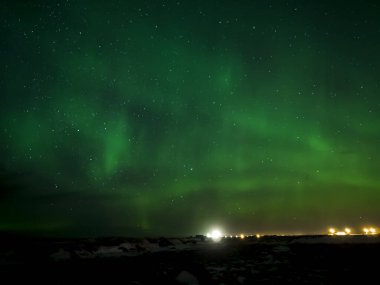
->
[1, 0, 380, 237]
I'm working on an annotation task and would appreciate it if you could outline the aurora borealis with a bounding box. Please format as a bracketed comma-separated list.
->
[1, 0, 380, 237]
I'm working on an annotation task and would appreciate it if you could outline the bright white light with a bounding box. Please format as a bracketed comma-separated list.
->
[369, 228, 376, 234]
[363, 228, 369, 234]
[256, 234, 261, 238]
[336, 231, 347, 236]
[344, 228, 351, 234]
[240, 234, 245, 239]
[208, 229, 222, 241]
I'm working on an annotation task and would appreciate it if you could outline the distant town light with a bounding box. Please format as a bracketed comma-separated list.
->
[362, 227, 377, 235]
[240, 234, 245, 239]
[329, 228, 336, 235]
[344, 228, 351, 234]
[256, 234, 261, 238]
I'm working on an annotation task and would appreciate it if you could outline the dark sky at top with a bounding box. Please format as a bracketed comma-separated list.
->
[1, 0, 380, 237]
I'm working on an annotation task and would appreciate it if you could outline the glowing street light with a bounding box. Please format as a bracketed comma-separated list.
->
[344, 228, 351, 235]
[369, 228, 376, 234]
[240, 234, 245, 239]
[329, 228, 336, 235]
[363, 228, 369, 235]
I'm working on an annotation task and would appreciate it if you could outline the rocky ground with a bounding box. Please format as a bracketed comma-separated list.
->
[0, 234, 379, 284]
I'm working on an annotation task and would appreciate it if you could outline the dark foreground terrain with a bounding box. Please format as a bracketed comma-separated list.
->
[1, 234, 379, 284]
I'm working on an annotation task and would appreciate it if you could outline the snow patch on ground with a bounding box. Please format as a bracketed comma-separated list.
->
[50, 249, 71, 261]
[176, 270, 200, 285]
[48, 237, 207, 260]
[273, 245, 290, 253]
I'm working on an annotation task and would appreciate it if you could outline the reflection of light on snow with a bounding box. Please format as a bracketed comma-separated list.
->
[207, 229, 222, 241]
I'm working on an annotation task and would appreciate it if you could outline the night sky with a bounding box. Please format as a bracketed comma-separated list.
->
[1, 0, 380, 237]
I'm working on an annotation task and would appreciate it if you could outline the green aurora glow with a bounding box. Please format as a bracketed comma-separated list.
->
[1, 0, 380, 236]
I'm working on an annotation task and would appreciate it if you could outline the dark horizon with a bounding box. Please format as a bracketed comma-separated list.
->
[1, 0, 380, 237]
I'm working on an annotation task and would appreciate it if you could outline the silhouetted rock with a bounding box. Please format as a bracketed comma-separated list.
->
[158, 237, 173, 247]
